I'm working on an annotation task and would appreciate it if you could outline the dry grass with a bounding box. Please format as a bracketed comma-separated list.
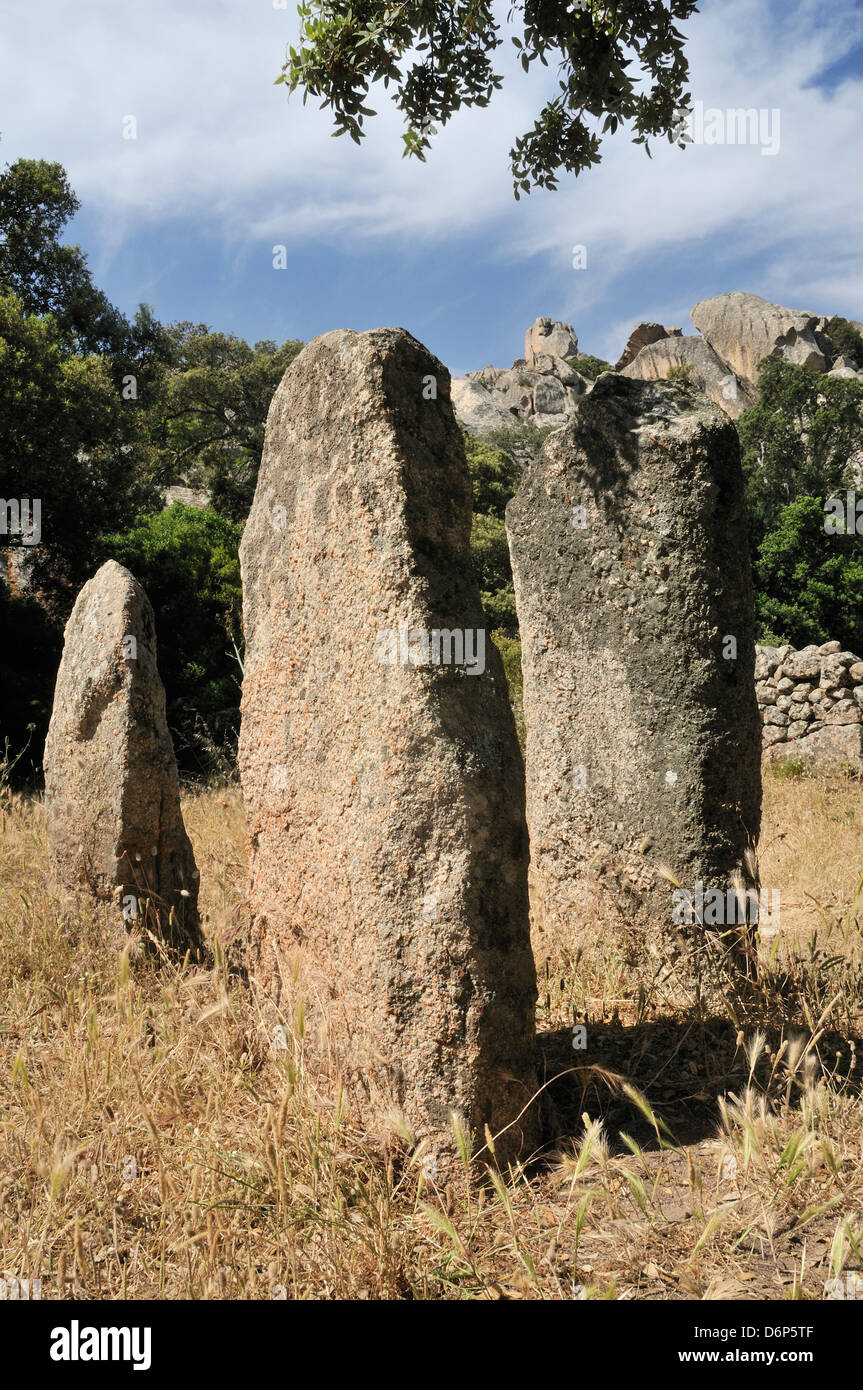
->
[1, 768, 861, 1301]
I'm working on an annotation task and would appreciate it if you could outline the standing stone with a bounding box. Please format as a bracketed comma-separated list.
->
[44, 560, 201, 953]
[506, 375, 762, 991]
[238, 327, 538, 1168]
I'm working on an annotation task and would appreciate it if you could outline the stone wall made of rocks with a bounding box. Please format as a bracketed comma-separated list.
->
[756, 641, 863, 763]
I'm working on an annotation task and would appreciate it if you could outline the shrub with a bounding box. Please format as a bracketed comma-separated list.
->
[491, 631, 525, 749]
[102, 504, 243, 777]
[568, 353, 612, 378]
[825, 316, 863, 366]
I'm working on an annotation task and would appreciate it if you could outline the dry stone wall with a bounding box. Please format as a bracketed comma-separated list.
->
[756, 642, 863, 764]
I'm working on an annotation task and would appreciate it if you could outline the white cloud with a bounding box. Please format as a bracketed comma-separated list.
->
[1, 0, 861, 347]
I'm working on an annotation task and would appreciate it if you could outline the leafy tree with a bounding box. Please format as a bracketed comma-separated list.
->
[825, 316, 863, 366]
[278, 0, 699, 195]
[566, 353, 611, 378]
[464, 432, 521, 516]
[0, 159, 170, 378]
[102, 504, 244, 775]
[147, 325, 304, 520]
[464, 432, 521, 636]
[471, 512, 518, 633]
[737, 356, 863, 544]
[754, 496, 863, 653]
[492, 628, 525, 749]
[0, 290, 160, 603]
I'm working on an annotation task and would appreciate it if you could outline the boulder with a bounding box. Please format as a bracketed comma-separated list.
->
[162, 484, 211, 510]
[620, 335, 755, 419]
[691, 291, 828, 390]
[614, 322, 680, 371]
[450, 377, 516, 435]
[525, 317, 578, 366]
[43, 560, 201, 952]
[781, 645, 821, 681]
[533, 376, 568, 419]
[765, 724, 863, 766]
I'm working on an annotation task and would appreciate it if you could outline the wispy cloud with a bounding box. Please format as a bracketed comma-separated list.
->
[1, 0, 861, 364]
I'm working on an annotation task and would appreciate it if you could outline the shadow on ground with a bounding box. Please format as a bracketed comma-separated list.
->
[537, 1015, 863, 1153]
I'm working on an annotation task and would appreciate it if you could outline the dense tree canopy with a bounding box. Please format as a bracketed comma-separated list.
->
[755, 497, 863, 654]
[0, 160, 303, 778]
[736, 358, 863, 651]
[103, 505, 244, 776]
[0, 290, 160, 600]
[278, 0, 699, 195]
[0, 159, 169, 373]
[149, 325, 303, 521]
[738, 357, 863, 543]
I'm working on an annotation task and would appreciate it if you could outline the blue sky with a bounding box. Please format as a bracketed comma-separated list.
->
[2, 0, 862, 375]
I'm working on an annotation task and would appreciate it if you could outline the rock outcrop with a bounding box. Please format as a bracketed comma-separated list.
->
[525, 316, 578, 365]
[506, 375, 762, 989]
[238, 326, 539, 1169]
[691, 291, 828, 390]
[449, 294, 861, 440]
[614, 322, 681, 371]
[450, 376, 517, 434]
[43, 560, 201, 952]
[620, 334, 755, 419]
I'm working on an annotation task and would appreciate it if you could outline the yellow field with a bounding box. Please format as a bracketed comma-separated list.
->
[1, 768, 861, 1300]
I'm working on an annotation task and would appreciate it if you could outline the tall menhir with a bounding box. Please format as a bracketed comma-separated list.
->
[238, 327, 539, 1171]
[44, 560, 201, 953]
[506, 374, 762, 996]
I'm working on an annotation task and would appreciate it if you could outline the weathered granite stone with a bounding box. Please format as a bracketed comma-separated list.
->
[238, 327, 539, 1168]
[765, 724, 863, 765]
[621, 334, 755, 419]
[525, 317, 578, 365]
[781, 645, 821, 681]
[614, 321, 678, 371]
[506, 375, 762, 989]
[823, 699, 860, 725]
[43, 560, 201, 952]
[450, 376, 516, 434]
[691, 291, 827, 389]
[754, 643, 863, 761]
[763, 726, 788, 746]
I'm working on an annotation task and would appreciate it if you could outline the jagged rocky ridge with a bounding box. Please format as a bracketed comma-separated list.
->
[452, 293, 863, 434]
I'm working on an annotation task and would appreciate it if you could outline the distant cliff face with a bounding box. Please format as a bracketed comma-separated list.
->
[452, 297, 863, 436]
